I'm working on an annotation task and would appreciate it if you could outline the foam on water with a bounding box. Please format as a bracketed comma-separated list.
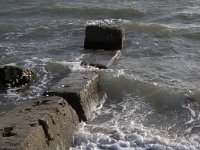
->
[0, 57, 60, 112]
[1, 59, 50, 102]
[57, 61, 100, 72]
[0, 54, 101, 109]
[71, 71, 200, 150]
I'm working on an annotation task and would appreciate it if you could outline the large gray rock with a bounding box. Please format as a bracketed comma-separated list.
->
[84, 25, 125, 50]
[0, 65, 36, 87]
[0, 96, 79, 150]
[44, 71, 99, 122]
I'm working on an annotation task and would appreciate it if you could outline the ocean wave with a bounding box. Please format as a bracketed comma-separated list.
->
[18, 6, 144, 18]
[125, 22, 173, 38]
[99, 70, 200, 108]
[124, 22, 200, 40]
[72, 70, 200, 150]
[72, 91, 200, 150]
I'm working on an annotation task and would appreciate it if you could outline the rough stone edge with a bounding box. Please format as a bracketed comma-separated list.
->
[0, 96, 79, 150]
[44, 72, 99, 122]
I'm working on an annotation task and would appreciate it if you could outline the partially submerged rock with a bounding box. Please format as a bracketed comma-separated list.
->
[0, 65, 36, 87]
[84, 24, 125, 50]
[83, 23, 124, 68]
[81, 50, 121, 69]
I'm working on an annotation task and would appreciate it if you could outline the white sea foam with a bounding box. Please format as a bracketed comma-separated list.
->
[58, 61, 85, 71]
[86, 19, 115, 26]
[5, 88, 21, 102]
[86, 19, 131, 26]
[32, 57, 52, 63]
[4, 63, 17, 66]
[71, 72, 200, 150]
[2, 57, 54, 104]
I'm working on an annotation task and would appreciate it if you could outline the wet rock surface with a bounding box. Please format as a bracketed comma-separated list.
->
[44, 71, 99, 122]
[0, 96, 79, 150]
[0, 65, 36, 87]
[81, 50, 121, 69]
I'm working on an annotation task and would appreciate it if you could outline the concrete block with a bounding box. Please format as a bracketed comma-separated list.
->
[84, 25, 125, 50]
[0, 96, 79, 150]
[44, 71, 99, 122]
[81, 50, 121, 69]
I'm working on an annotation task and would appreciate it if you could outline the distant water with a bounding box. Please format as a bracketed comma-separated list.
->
[1, 0, 200, 149]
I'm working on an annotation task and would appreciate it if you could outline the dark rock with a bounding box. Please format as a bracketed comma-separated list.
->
[84, 24, 125, 50]
[0, 96, 79, 150]
[0, 65, 36, 87]
[44, 71, 99, 122]
[0, 67, 5, 80]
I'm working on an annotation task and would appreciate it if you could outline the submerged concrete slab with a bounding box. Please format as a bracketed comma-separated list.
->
[44, 71, 99, 122]
[0, 96, 79, 150]
[81, 50, 121, 69]
[84, 25, 125, 50]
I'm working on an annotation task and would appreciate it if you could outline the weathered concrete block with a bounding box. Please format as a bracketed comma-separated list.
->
[44, 71, 99, 122]
[84, 25, 125, 50]
[81, 50, 121, 69]
[0, 65, 36, 87]
[0, 96, 79, 150]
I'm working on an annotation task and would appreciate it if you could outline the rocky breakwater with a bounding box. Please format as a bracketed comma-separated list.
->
[0, 22, 125, 149]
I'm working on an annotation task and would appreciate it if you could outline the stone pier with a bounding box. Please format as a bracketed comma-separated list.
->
[0, 23, 125, 149]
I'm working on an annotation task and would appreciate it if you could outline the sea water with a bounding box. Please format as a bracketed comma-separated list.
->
[0, 0, 200, 149]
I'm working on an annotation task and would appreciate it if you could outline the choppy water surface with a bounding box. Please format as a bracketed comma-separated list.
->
[1, 0, 200, 149]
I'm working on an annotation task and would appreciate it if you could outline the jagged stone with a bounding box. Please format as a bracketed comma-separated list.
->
[0, 96, 79, 150]
[84, 24, 125, 50]
[0, 65, 36, 87]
